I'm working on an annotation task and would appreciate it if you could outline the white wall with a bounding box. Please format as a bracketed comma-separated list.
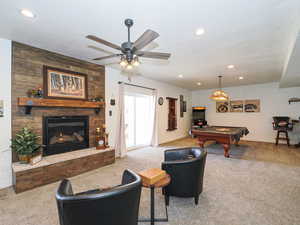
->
[192, 82, 300, 144]
[0, 39, 12, 189]
[105, 67, 192, 146]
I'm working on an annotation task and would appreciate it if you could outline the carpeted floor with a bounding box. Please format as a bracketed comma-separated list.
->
[0, 145, 300, 225]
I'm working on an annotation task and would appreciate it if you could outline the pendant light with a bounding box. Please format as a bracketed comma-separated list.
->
[210, 75, 229, 101]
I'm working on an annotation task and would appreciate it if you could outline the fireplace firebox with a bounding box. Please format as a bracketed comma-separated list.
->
[43, 116, 89, 156]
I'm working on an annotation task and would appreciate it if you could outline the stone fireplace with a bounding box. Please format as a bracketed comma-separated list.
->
[11, 42, 116, 194]
[43, 116, 89, 156]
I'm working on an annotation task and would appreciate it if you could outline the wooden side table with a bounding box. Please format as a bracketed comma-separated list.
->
[139, 172, 171, 225]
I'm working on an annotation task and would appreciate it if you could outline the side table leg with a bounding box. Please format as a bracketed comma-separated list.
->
[151, 186, 155, 225]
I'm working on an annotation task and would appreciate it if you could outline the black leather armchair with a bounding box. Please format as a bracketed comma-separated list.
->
[56, 169, 142, 225]
[161, 148, 207, 205]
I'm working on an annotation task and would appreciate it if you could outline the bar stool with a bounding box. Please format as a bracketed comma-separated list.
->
[272, 116, 293, 146]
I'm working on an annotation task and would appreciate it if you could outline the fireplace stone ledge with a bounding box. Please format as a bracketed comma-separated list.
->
[12, 148, 115, 193]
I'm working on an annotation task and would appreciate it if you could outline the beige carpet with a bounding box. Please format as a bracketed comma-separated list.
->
[0, 146, 300, 225]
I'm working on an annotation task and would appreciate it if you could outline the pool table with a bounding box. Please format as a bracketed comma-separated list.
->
[192, 126, 249, 157]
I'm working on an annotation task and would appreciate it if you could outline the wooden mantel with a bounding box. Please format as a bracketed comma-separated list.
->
[18, 97, 105, 114]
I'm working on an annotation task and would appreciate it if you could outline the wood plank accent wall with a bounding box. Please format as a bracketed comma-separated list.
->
[11, 42, 105, 161]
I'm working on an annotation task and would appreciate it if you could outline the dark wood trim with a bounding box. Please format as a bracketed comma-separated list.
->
[43, 65, 88, 100]
[166, 128, 177, 131]
[166, 97, 177, 131]
[18, 97, 104, 115]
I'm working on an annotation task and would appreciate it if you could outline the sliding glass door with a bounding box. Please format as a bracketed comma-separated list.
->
[124, 93, 154, 150]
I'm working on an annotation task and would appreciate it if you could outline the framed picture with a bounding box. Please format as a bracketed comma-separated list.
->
[244, 99, 260, 112]
[216, 101, 229, 113]
[43, 66, 88, 100]
[0, 100, 3, 117]
[230, 100, 243, 112]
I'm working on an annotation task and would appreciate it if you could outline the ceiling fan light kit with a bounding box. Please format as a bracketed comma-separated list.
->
[87, 18, 170, 70]
[210, 75, 229, 101]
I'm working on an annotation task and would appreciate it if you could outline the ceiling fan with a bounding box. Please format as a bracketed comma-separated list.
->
[86, 18, 171, 69]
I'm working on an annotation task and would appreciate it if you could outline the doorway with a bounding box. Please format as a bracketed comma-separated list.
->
[124, 93, 154, 150]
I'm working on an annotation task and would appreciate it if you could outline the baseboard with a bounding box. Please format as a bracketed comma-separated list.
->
[159, 135, 189, 145]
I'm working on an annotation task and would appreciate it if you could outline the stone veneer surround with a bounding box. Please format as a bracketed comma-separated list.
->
[12, 148, 115, 193]
[11, 42, 105, 161]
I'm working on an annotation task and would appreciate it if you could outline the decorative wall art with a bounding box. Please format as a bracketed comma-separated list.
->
[43, 66, 88, 100]
[180, 95, 184, 117]
[0, 100, 3, 117]
[183, 101, 187, 112]
[244, 99, 260, 112]
[216, 101, 229, 113]
[230, 100, 243, 112]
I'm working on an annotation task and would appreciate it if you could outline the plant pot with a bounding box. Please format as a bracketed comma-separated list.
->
[18, 154, 31, 164]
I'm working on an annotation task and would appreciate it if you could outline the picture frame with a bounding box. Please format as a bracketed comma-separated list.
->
[230, 100, 243, 112]
[244, 99, 260, 112]
[43, 66, 88, 100]
[216, 101, 229, 113]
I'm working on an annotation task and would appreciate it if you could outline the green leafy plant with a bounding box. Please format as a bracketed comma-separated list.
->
[11, 127, 41, 155]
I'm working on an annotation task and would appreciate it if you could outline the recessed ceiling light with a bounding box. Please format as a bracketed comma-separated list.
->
[20, 9, 35, 18]
[227, 64, 235, 69]
[178, 74, 183, 78]
[238, 76, 244, 80]
[195, 28, 205, 36]
[197, 82, 202, 86]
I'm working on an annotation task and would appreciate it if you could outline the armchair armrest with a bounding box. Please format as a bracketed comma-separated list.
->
[57, 179, 74, 197]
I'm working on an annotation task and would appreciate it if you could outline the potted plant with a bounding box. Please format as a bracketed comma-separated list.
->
[11, 127, 42, 164]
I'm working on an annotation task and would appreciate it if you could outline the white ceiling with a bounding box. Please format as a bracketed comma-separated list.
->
[0, 0, 300, 90]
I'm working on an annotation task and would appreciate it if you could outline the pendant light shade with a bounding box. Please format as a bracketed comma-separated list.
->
[210, 76, 229, 101]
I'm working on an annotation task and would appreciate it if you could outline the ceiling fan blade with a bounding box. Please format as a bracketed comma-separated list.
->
[136, 51, 171, 60]
[86, 35, 123, 51]
[133, 30, 159, 51]
[93, 54, 122, 61]
[88, 45, 114, 55]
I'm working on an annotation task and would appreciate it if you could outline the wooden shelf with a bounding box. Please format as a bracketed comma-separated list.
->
[289, 98, 300, 104]
[18, 97, 104, 114]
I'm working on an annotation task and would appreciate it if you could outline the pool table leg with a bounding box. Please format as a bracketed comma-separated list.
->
[222, 144, 230, 158]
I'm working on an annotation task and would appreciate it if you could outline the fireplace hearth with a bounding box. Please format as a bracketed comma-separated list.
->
[43, 116, 89, 156]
